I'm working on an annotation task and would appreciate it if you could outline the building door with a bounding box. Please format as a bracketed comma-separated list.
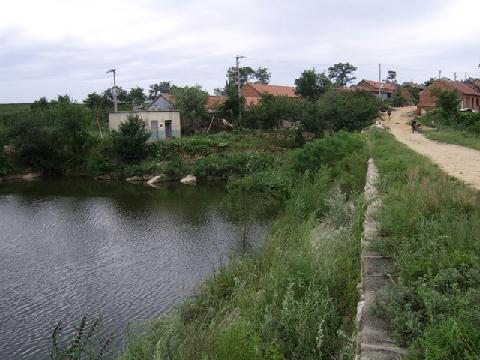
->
[151, 120, 159, 140]
[165, 120, 172, 138]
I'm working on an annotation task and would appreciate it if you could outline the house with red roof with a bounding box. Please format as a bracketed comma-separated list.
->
[147, 93, 227, 113]
[417, 80, 480, 115]
[240, 82, 298, 106]
[355, 80, 396, 100]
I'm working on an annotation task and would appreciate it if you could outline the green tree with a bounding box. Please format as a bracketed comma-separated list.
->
[431, 88, 460, 121]
[103, 87, 128, 103]
[385, 70, 397, 83]
[244, 94, 301, 129]
[295, 70, 330, 100]
[423, 78, 436, 87]
[148, 82, 172, 100]
[170, 85, 209, 131]
[84, 92, 110, 138]
[31, 97, 49, 112]
[315, 91, 380, 132]
[9, 119, 64, 175]
[254, 67, 271, 84]
[112, 116, 150, 162]
[127, 87, 147, 107]
[327, 62, 357, 87]
[226, 66, 271, 87]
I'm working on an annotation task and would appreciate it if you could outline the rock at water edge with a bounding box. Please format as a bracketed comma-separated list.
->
[180, 175, 196, 185]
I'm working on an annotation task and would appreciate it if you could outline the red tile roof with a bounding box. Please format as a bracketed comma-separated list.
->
[357, 80, 396, 92]
[162, 93, 176, 104]
[206, 96, 227, 109]
[246, 83, 298, 97]
[446, 81, 480, 96]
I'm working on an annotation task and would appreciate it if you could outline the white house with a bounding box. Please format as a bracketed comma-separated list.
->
[109, 111, 181, 140]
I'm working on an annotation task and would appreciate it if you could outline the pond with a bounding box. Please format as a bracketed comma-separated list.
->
[0, 179, 271, 359]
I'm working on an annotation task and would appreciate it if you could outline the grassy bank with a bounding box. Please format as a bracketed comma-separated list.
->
[118, 132, 368, 360]
[369, 130, 480, 359]
[418, 109, 480, 151]
[423, 129, 480, 151]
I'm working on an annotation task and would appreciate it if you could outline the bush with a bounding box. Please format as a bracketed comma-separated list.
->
[303, 91, 380, 133]
[111, 116, 150, 162]
[193, 152, 277, 179]
[292, 131, 367, 193]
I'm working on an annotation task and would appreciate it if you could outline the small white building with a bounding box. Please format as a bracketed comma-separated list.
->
[109, 111, 181, 140]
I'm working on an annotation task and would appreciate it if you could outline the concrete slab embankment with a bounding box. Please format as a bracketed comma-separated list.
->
[355, 159, 407, 360]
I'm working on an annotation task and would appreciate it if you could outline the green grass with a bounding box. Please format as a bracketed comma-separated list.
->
[118, 133, 369, 360]
[423, 129, 480, 151]
[369, 129, 480, 359]
[0, 103, 31, 114]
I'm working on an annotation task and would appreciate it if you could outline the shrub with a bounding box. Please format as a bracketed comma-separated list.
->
[292, 131, 367, 193]
[303, 91, 379, 133]
[111, 116, 150, 162]
[193, 152, 277, 179]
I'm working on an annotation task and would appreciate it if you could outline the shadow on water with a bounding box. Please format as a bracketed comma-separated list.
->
[0, 178, 272, 360]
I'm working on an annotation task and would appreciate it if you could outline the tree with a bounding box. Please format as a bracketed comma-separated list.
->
[148, 82, 172, 100]
[111, 116, 150, 162]
[385, 70, 397, 83]
[170, 85, 208, 118]
[226, 66, 271, 87]
[127, 87, 147, 107]
[31, 97, 49, 112]
[423, 78, 436, 87]
[244, 94, 301, 129]
[84, 92, 110, 138]
[103, 87, 127, 103]
[254, 67, 271, 84]
[431, 88, 460, 121]
[295, 70, 331, 100]
[327, 63, 357, 87]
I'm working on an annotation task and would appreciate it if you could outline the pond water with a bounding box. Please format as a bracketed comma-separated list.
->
[0, 179, 270, 359]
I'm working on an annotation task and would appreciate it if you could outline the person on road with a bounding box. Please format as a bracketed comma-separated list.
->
[387, 107, 392, 120]
[411, 118, 417, 133]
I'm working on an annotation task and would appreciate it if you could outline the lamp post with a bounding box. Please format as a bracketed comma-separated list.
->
[106, 69, 118, 112]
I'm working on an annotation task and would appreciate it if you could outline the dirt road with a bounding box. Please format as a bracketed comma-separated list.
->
[382, 106, 480, 190]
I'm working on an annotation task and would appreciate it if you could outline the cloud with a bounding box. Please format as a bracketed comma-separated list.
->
[0, 0, 479, 102]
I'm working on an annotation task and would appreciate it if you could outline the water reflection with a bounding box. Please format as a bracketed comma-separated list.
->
[0, 179, 270, 359]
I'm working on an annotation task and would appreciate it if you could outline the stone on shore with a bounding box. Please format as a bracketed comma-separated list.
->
[180, 175, 196, 185]
[126, 175, 143, 182]
[147, 174, 168, 185]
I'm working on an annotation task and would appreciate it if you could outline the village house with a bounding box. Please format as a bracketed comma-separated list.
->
[355, 79, 396, 100]
[147, 93, 227, 113]
[109, 110, 181, 140]
[417, 80, 480, 115]
[145, 93, 176, 111]
[240, 82, 298, 106]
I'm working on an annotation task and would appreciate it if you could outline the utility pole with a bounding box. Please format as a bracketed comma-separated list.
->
[378, 64, 382, 97]
[438, 69, 442, 80]
[107, 69, 118, 112]
[236, 55, 245, 121]
[454, 72, 457, 81]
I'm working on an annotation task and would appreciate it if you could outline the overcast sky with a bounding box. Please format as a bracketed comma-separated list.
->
[1, 0, 479, 103]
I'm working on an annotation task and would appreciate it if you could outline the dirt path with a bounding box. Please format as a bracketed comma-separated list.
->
[382, 106, 480, 190]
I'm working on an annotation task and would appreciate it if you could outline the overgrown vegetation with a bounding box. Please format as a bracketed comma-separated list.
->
[369, 130, 480, 359]
[241, 90, 380, 134]
[416, 87, 480, 150]
[119, 132, 369, 360]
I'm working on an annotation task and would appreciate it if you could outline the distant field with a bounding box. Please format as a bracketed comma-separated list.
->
[0, 103, 32, 114]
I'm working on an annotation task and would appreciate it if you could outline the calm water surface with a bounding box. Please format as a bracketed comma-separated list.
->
[0, 179, 270, 359]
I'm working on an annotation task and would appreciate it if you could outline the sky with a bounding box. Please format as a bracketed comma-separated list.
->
[1, 0, 480, 103]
